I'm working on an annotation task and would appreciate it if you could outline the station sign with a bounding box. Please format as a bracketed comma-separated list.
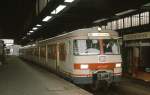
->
[125, 42, 150, 47]
[123, 32, 150, 41]
[88, 33, 110, 37]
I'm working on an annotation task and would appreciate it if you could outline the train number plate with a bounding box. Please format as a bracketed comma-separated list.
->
[97, 72, 110, 80]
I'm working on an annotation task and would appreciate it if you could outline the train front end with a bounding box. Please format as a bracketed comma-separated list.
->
[72, 30, 122, 85]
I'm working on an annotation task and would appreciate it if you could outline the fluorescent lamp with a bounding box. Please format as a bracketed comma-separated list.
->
[64, 0, 75, 3]
[36, 24, 42, 27]
[27, 33, 31, 35]
[93, 18, 106, 23]
[51, 10, 56, 14]
[32, 27, 38, 30]
[55, 5, 66, 14]
[51, 5, 66, 15]
[42, 16, 52, 22]
[115, 9, 136, 16]
[29, 31, 34, 33]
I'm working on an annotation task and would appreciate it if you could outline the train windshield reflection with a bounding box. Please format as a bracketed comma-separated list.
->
[73, 39, 120, 55]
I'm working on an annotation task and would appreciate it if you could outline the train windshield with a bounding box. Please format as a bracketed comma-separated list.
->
[73, 39, 120, 55]
[103, 39, 120, 55]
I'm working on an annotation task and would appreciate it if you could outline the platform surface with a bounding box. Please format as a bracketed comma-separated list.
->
[0, 56, 92, 95]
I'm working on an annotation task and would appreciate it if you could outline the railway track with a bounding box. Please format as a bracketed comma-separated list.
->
[81, 81, 150, 95]
[87, 85, 121, 95]
[77, 84, 119, 95]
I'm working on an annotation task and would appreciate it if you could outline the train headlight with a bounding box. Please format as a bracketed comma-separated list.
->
[116, 63, 121, 68]
[80, 64, 89, 69]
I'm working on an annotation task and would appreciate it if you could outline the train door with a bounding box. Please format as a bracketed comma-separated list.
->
[56, 43, 60, 72]
[38, 46, 40, 64]
[45, 44, 48, 66]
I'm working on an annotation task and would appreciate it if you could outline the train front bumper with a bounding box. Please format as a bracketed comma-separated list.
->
[72, 75, 121, 84]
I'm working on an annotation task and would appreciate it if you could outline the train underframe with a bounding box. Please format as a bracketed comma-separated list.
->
[73, 71, 121, 90]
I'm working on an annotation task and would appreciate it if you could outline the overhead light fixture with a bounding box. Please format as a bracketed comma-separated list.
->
[56, 5, 66, 14]
[51, 5, 66, 15]
[29, 31, 34, 33]
[32, 27, 38, 30]
[42, 16, 52, 22]
[93, 18, 106, 23]
[27, 33, 31, 35]
[115, 9, 136, 16]
[64, 0, 75, 3]
[36, 24, 42, 27]
[51, 10, 56, 14]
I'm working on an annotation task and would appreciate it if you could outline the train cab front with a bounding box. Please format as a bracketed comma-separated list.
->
[73, 62, 122, 85]
[72, 38, 122, 85]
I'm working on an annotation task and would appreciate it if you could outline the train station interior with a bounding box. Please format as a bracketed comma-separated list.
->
[0, 0, 150, 95]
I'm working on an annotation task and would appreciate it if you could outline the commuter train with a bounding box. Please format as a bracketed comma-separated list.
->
[19, 27, 122, 89]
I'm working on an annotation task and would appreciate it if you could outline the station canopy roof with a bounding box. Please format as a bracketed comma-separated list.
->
[0, 0, 149, 45]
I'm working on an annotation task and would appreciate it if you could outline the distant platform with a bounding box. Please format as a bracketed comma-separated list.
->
[0, 56, 92, 95]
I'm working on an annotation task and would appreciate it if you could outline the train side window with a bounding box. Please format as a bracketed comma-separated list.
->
[73, 40, 100, 55]
[59, 43, 66, 61]
[73, 40, 87, 55]
[40, 46, 46, 58]
[73, 40, 78, 55]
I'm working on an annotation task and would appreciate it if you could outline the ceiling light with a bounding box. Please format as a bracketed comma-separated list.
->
[55, 5, 66, 14]
[32, 27, 38, 30]
[115, 9, 136, 16]
[51, 5, 66, 15]
[27, 33, 31, 35]
[93, 18, 106, 23]
[64, 0, 75, 3]
[36, 24, 42, 27]
[29, 31, 34, 33]
[51, 10, 56, 14]
[42, 16, 52, 22]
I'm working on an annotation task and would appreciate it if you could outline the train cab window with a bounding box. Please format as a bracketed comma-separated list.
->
[103, 39, 120, 55]
[73, 40, 100, 55]
[73, 39, 120, 55]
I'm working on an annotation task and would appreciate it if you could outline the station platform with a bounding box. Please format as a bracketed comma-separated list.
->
[117, 77, 150, 95]
[0, 56, 92, 95]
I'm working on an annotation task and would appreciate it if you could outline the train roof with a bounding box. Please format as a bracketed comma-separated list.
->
[20, 27, 120, 48]
[38, 27, 119, 43]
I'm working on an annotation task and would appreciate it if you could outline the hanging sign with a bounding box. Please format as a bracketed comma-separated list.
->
[123, 32, 150, 40]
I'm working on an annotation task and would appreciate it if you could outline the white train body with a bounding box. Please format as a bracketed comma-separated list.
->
[20, 27, 122, 84]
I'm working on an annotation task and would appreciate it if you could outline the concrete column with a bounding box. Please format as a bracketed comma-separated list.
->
[132, 47, 140, 77]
